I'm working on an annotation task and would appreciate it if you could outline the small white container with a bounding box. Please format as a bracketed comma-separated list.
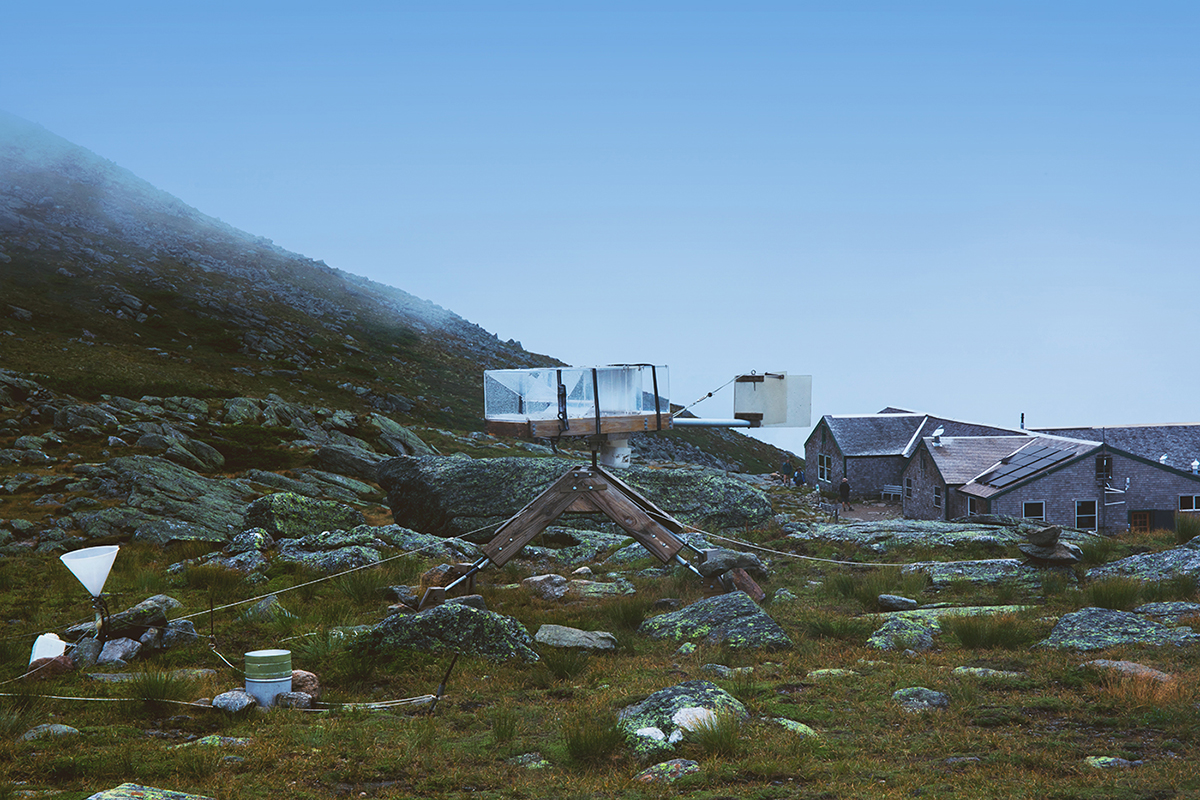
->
[244, 649, 291, 708]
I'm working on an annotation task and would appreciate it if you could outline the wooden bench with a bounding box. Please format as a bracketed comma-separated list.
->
[881, 485, 903, 502]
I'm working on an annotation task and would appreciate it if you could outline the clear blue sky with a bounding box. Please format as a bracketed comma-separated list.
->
[4, 2, 1198, 454]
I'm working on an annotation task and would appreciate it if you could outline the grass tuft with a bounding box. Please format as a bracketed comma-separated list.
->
[561, 709, 624, 768]
[689, 710, 742, 758]
[943, 613, 1042, 650]
[1084, 576, 1143, 610]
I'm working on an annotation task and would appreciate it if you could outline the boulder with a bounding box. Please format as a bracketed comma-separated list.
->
[696, 548, 768, 580]
[1087, 539, 1200, 583]
[893, 687, 949, 712]
[291, 669, 321, 698]
[358, 602, 538, 662]
[366, 413, 435, 456]
[902, 559, 1049, 588]
[97, 637, 142, 665]
[523, 574, 569, 601]
[243, 492, 366, 539]
[74, 455, 251, 542]
[26, 655, 74, 679]
[315, 444, 388, 483]
[617, 680, 748, 756]
[377, 455, 772, 538]
[213, 689, 258, 713]
[1018, 541, 1082, 565]
[65, 594, 176, 642]
[878, 594, 919, 612]
[162, 437, 225, 472]
[534, 624, 618, 651]
[1035, 607, 1200, 650]
[632, 759, 702, 784]
[1082, 659, 1173, 683]
[867, 615, 941, 651]
[21, 723, 81, 741]
[638, 591, 792, 650]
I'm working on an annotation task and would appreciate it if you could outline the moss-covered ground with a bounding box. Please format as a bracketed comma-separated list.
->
[2, 503, 1199, 799]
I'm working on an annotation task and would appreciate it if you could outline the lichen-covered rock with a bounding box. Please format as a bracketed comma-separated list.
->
[632, 758, 702, 783]
[1132, 601, 1200, 623]
[74, 456, 252, 542]
[21, 723, 81, 741]
[65, 594, 176, 641]
[1087, 539, 1200, 583]
[242, 492, 366, 539]
[867, 614, 941, 651]
[359, 602, 538, 662]
[617, 681, 747, 757]
[315, 444, 387, 483]
[695, 548, 768, 579]
[1035, 607, 1200, 650]
[902, 559, 1059, 588]
[893, 687, 949, 712]
[638, 591, 792, 650]
[377, 455, 771, 538]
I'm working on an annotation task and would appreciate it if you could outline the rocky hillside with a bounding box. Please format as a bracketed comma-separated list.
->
[0, 110, 791, 472]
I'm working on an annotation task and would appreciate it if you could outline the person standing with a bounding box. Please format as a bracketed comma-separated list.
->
[839, 477, 852, 511]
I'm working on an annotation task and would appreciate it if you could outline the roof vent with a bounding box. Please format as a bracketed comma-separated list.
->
[1192, 459, 1198, 474]
[931, 426, 944, 447]
[1160, 453, 1169, 465]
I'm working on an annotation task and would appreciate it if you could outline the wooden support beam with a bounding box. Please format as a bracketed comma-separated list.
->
[484, 413, 671, 440]
[482, 468, 609, 566]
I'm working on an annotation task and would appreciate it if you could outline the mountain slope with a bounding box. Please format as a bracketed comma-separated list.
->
[0, 110, 790, 471]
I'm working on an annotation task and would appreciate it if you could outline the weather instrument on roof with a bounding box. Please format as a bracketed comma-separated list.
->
[421, 365, 811, 608]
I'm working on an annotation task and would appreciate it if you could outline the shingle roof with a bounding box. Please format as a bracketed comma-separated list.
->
[814, 412, 1029, 458]
[922, 436, 1034, 485]
[1032, 424, 1200, 471]
[820, 414, 928, 457]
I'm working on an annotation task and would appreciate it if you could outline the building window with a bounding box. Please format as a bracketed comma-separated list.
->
[817, 454, 832, 483]
[921, 453, 928, 475]
[933, 486, 943, 508]
[1095, 455, 1113, 484]
[1180, 495, 1200, 512]
[904, 477, 913, 498]
[1076, 500, 1097, 530]
[1022, 501, 1045, 521]
[967, 497, 981, 516]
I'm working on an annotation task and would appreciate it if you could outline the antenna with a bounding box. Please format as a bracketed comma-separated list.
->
[59, 545, 119, 644]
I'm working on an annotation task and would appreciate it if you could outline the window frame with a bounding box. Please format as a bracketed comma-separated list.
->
[1022, 501, 1046, 521]
[967, 496, 981, 516]
[933, 485, 943, 508]
[817, 453, 833, 483]
[1075, 499, 1098, 530]
[1180, 495, 1200, 512]
[904, 477, 913, 499]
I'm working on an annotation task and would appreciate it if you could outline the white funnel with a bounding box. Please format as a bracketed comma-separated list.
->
[60, 545, 119, 598]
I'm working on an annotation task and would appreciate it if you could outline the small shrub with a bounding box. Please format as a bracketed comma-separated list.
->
[1100, 673, 1187, 710]
[562, 710, 623, 767]
[823, 566, 927, 611]
[1176, 512, 1200, 544]
[1084, 576, 1142, 610]
[944, 613, 1040, 650]
[689, 710, 742, 758]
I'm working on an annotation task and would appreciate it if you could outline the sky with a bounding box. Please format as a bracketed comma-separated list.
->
[3, 1, 1199, 455]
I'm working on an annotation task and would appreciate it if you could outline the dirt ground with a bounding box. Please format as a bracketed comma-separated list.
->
[836, 499, 904, 522]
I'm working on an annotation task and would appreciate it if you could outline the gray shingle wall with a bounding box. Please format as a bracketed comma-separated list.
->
[977, 450, 1200, 531]
[901, 451, 949, 520]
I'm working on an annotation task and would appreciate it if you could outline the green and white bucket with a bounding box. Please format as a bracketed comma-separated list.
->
[244, 649, 291, 708]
